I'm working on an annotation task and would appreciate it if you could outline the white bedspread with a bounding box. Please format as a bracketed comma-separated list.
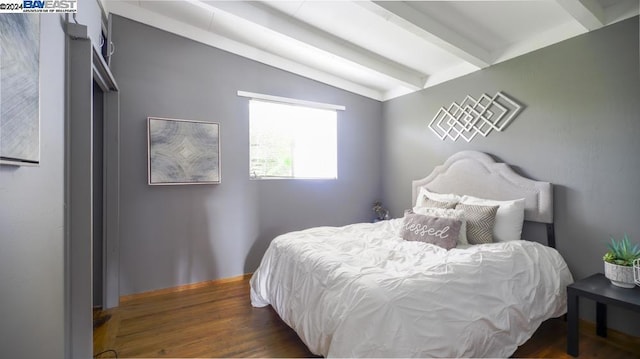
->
[250, 219, 573, 358]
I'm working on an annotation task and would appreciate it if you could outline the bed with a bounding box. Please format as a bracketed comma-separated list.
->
[250, 151, 574, 357]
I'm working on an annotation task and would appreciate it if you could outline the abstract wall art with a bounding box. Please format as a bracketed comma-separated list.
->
[0, 14, 40, 166]
[147, 117, 220, 185]
[428, 91, 523, 143]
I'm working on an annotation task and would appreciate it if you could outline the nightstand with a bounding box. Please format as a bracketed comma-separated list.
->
[566, 273, 640, 357]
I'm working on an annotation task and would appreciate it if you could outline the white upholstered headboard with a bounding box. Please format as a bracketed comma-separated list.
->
[412, 151, 554, 242]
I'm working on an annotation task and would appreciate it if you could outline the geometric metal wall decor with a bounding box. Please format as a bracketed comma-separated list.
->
[148, 117, 221, 185]
[0, 14, 40, 166]
[428, 91, 523, 143]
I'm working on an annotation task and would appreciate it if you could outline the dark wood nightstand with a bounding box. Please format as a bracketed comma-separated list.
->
[566, 273, 640, 356]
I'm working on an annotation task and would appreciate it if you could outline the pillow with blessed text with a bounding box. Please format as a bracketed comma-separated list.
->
[412, 207, 468, 245]
[400, 213, 462, 250]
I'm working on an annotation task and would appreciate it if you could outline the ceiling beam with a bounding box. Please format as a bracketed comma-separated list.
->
[357, 1, 492, 69]
[200, 0, 427, 90]
[556, 0, 605, 31]
[602, 0, 640, 24]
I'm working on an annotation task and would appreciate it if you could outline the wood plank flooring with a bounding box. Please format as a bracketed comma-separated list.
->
[94, 277, 640, 358]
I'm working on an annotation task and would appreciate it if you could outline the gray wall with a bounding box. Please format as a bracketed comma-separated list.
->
[0, 3, 105, 357]
[382, 17, 640, 335]
[0, 15, 66, 359]
[110, 16, 383, 296]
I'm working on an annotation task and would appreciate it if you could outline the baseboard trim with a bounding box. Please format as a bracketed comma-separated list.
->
[120, 273, 253, 303]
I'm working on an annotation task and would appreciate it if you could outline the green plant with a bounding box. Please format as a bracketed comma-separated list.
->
[603, 234, 640, 266]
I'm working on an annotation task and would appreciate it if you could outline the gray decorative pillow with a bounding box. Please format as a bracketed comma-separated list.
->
[412, 207, 468, 245]
[400, 213, 462, 250]
[422, 197, 457, 209]
[455, 203, 499, 244]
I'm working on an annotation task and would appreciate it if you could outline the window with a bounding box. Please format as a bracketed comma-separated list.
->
[249, 99, 338, 179]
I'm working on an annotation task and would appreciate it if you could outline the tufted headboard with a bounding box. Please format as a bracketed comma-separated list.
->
[412, 151, 555, 247]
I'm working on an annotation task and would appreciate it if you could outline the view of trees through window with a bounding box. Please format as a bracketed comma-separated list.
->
[249, 100, 337, 179]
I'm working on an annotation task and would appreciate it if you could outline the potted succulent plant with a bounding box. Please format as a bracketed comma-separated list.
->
[603, 234, 640, 288]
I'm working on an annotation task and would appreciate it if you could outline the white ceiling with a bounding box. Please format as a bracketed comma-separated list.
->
[101, 0, 639, 101]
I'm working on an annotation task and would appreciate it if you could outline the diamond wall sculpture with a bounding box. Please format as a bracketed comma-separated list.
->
[428, 92, 523, 142]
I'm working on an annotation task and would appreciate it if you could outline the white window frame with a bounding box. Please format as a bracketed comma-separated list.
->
[238, 91, 346, 111]
[239, 91, 345, 180]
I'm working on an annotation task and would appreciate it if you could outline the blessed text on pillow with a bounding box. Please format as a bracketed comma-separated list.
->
[400, 213, 462, 250]
[412, 207, 468, 245]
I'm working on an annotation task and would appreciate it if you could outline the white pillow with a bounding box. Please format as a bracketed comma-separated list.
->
[415, 187, 461, 208]
[459, 195, 525, 242]
[412, 206, 468, 245]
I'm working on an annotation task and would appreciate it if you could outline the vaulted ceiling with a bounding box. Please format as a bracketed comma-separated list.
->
[102, 0, 639, 101]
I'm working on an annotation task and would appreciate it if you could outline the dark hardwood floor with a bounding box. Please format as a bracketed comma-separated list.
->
[94, 277, 640, 358]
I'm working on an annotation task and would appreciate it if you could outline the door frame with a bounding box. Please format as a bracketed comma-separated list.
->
[65, 20, 119, 359]
[92, 43, 120, 310]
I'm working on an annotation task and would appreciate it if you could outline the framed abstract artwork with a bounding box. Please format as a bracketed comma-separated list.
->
[147, 117, 221, 185]
[0, 14, 40, 166]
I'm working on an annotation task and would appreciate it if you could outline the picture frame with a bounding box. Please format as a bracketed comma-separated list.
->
[147, 117, 221, 185]
[0, 14, 41, 166]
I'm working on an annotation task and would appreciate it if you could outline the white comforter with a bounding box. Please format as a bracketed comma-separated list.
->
[250, 219, 573, 358]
